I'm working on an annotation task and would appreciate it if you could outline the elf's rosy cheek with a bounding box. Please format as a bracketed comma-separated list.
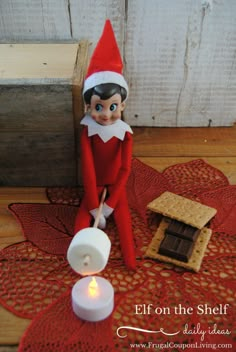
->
[91, 112, 98, 121]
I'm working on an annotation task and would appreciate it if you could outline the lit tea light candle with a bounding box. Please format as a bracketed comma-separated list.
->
[71, 276, 114, 322]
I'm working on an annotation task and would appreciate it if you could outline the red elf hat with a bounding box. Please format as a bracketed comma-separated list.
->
[83, 19, 129, 97]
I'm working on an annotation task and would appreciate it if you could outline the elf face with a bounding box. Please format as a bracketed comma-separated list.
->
[87, 93, 125, 126]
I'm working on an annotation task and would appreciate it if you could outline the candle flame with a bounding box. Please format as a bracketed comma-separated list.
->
[88, 276, 99, 297]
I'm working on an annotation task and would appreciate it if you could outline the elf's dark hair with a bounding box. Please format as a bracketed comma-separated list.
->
[83, 83, 127, 104]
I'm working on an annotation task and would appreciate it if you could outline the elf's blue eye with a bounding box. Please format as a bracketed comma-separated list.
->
[110, 103, 117, 112]
[95, 104, 103, 112]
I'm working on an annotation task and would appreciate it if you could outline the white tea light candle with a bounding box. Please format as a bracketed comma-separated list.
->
[72, 276, 114, 322]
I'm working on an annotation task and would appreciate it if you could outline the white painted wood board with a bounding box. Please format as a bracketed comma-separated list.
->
[125, 0, 236, 127]
[0, 44, 79, 84]
[69, 0, 126, 52]
[125, 0, 189, 127]
[0, 0, 72, 41]
[175, 0, 236, 127]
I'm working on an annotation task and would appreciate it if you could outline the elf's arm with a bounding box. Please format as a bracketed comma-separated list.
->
[80, 127, 99, 210]
[105, 132, 132, 210]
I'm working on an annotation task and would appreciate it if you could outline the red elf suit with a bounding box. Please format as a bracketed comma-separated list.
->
[74, 20, 136, 270]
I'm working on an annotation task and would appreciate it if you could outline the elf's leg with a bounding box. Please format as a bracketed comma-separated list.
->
[74, 187, 105, 233]
[74, 197, 92, 233]
[113, 190, 136, 270]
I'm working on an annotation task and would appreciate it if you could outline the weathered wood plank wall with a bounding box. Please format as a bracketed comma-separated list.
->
[125, 0, 236, 127]
[0, 0, 236, 127]
[0, 85, 76, 186]
[0, 43, 89, 186]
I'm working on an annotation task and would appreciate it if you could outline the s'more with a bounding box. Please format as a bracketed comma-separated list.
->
[145, 191, 217, 272]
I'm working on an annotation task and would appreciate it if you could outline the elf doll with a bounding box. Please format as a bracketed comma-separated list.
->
[74, 20, 136, 270]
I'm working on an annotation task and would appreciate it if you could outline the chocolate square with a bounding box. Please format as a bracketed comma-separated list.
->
[158, 234, 194, 262]
[165, 219, 199, 241]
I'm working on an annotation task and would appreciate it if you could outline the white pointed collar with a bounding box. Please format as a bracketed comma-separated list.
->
[80, 114, 133, 143]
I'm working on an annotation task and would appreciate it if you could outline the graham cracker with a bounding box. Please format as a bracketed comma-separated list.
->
[145, 217, 212, 272]
[147, 191, 217, 229]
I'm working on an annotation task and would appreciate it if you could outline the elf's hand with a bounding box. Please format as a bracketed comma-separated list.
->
[90, 208, 106, 229]
[102, 203, 114, 218]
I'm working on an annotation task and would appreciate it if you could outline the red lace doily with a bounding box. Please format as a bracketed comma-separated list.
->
[0, 158, 235, 351]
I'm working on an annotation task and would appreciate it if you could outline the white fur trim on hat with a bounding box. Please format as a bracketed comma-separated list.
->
[83, 71, 129, 96]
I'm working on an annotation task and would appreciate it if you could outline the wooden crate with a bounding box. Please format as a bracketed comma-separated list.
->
[0, 41, 89, 186]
